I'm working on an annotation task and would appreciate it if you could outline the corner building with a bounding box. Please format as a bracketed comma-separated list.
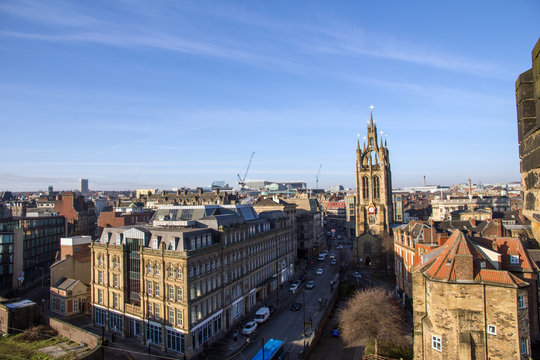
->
[91, 205, 295, 358]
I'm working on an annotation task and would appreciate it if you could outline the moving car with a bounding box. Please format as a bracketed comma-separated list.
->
[316, 268, 324, 275]
[329, 253, 336, 259]
[242, 321, 258, 335]
[331, 259, 336, 265]
[306, 280, 315, 289]
[318, 255, 326, 261]
[290, 302, 302, 311]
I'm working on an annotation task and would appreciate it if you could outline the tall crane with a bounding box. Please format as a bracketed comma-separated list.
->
[315, 164, 322, 189]
[237, 152, 255, 191]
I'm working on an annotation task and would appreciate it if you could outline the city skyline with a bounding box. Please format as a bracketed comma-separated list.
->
[1, 1, 539, 191]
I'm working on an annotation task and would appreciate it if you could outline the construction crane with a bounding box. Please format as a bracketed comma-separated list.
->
[237, 152, 255, 191]
[315, 164, 322, 189]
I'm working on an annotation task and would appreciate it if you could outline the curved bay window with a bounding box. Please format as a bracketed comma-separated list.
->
[362, 176, 369, 199]
[372, 176, 380, 199]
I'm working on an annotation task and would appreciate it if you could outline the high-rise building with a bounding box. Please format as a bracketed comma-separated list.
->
[353, 112, 393, 266]
[79, 179, 89, 194]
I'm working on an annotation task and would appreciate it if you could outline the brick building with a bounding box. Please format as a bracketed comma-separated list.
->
[97, 205, 154, 236]
[54, 192, 96, 237]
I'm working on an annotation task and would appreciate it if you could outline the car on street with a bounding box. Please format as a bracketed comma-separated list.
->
[290, 283, 299, 292]
[242, 321, 258, 335]
[318, 255, 326, 261]
[336, 245, 343, 249]
[353, 271, 361, 279]
[306, 280, 315, 289]
[290, 302, 302, 311]
[316, 268, 324, 275]
[331, 259, 336, 265]
[329, 253, 335, 259]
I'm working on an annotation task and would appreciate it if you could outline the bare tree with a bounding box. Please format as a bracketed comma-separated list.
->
[338, 287, 405, 347]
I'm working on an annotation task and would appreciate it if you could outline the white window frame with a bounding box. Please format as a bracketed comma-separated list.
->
[487, 325, 496, 335]
[520, 337, 527, 355]
[432, 335, 442, 352]
[510, 255, 520, 265]
[518, 295, 526, 309]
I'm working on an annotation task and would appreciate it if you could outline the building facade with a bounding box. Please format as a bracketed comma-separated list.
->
[517, 38, 540, 243]
[413, 231, 538, 359]
[431, 195, 510, 221]
[91, 205, 295, 358]
[54, 192, 96, 237]
[0, 216, 65, 295]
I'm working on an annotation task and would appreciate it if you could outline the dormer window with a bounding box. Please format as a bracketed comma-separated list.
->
[152, 238, 159, 249]
[510, 255, 520, 265]
[446, 258, 452, 265]
[480, 261, 486, 269]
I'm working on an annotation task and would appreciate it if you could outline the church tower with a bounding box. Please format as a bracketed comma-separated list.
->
[353, 111, 393, 266]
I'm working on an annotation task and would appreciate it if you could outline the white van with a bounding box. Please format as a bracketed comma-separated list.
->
[254, 307, 270, 323]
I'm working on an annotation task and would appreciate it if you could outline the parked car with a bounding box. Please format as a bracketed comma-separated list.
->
[353, 271, 361, 279]
[242, 321, 258, 335]
[336, 245, 343, 249]
[254, 307, 270, 323]
[290, 302, 302, 311]
[316, 268, 324, 275]
[306, 280, 315, 289]
[331, 259, 336, 265]
[290, 283, 299, 292]
[318, 255, 326, 261]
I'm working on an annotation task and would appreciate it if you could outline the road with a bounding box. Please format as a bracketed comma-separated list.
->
[232, 254, 340, 359]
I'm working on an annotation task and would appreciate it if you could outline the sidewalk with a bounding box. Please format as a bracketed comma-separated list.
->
[206, 259, 313, 360]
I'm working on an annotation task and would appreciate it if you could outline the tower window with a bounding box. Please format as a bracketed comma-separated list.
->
[373, 176, 380, 199]
[362, 177, 369, 199]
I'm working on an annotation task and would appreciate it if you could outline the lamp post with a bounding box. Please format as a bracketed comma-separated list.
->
[302, 290, 306, 352]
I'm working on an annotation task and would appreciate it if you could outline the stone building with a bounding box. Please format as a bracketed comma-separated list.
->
[353, 113, 393, 267]
[282, 197, 325, 258]
[517, 38, 540, 242]
[430, 195, 510, 221]
[142, 188, 238, 209]
[91, 204, 295, 358]
[413, 230, 538, 359]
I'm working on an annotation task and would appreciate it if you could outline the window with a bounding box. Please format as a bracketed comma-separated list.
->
[487, 325, 496, 335]
[518, 295, 526, 309]
[190, 267, 194, 278]
[432, 335, 441, 352]
[113, 257, 119, 269]
[98, 271, 103, 284]
[510, 255, 520, 265]
[153, 238, 158, 249]
[176, 309, 182, 327]
[155, 283, 160, 297]
[168, 266, 173, 278]
[98, 289, 103, 304]
[521, 337, 527, 355]
[166, 329, 184, 354]
[147, 263, 152, 274]
[113, 274, 119, 288]
[154, 303, 160, 319]
[113, 293, 118, 308]
[169, 307, 175, 324]
[154, 264, 160, 275]
[148, 281, 153, 296]
[176, 267, 182, 280]
[168, 285, 174, 300]
[177, 286, 183, 302]
[98, 255, 103, 266]
[73, 299, 78, 312]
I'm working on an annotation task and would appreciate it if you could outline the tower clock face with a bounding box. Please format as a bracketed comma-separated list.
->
[367, 203, 376, 214]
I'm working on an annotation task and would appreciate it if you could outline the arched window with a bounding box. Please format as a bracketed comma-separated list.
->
[362, 176, 369, 199]
[373, 176, 380, 199]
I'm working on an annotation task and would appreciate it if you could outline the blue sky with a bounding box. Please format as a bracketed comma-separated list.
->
[1, 1, 539, 191]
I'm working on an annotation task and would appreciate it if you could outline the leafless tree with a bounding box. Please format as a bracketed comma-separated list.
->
[338, 287, 405, 347]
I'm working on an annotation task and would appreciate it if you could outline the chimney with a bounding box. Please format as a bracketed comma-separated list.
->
[454, 254, 474, 281]
[468, 177, 472, 195]
[198, 187, 204, 195]
[424, 175, 426, 187]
